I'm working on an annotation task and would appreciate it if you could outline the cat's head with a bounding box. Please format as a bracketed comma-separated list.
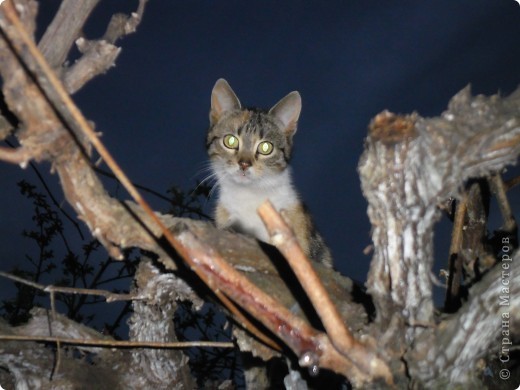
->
[207, 78, 301, 186]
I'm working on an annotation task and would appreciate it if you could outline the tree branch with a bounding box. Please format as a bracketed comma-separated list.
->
[37, 0, 101, 70]
[258, 200, 391, 382]
[0, 270, 135, 302]
[359, 87, 520, 386]
[409, 251, 520, 385]
[0, 334, 234, 350]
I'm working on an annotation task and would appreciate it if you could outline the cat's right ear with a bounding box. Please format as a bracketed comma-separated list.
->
[210, 79, 241, 125]
[269, 91, 302, 137]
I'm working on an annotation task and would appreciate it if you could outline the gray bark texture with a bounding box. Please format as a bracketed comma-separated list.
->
[358, 89, 520, 387]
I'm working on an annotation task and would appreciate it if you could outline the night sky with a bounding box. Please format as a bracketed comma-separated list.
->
[1, 0, 519, 302]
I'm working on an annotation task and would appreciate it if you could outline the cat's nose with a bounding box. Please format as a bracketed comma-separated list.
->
[238, 160, 251, 171]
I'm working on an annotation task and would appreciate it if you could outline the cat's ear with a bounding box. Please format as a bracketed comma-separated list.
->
[269, 91, 301, 136]
[210, 79, 241, 125]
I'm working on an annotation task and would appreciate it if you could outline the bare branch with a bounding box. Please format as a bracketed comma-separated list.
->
[38, 0, 101, 70]
[490, 174, 517, 232]
[0, 334, 234, 349]
[37, 0, 147, 94]
[63, 38, 121, 94]
[0, 145, 32, 165]
[257, 200, 392, 382]
[505, 174, 520, 191]
[444, 192, 468, 312]
[0, 271, 135, 302]
[409, 250, 520, 385]
[64, 0, 149, 94]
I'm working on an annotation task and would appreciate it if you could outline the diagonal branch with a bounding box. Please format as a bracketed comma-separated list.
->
[174, 223, 387, 385]
[257, 201, 391, 381]
[38, 0, 101, 70]
[444, 192, 468, 312]
[408, 250, 520, 385]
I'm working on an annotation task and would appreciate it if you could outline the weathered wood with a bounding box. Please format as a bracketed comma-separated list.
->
[127, 259, 197, 389]
[38, 0, 101, 70]
[409, 250, 519, 386]
[359, 88, 520, 386]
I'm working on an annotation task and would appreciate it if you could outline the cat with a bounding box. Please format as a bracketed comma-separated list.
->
[206, 78, 332, 268]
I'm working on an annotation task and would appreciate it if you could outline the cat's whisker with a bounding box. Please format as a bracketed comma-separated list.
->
[189, 161, 218, 196]
[189, 168, 220, 213]
[196, 169, 218, 186]
[191, 165, 213, 182]
[207, 182, 220, 199]
[195, 172, 216, 187]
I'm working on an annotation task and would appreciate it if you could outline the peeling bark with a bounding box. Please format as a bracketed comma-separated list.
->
[126, 259, 197, 389]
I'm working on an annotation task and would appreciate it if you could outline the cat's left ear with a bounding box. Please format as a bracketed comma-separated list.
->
[210, 79, 242, 125]
[269, 91, 302, 136]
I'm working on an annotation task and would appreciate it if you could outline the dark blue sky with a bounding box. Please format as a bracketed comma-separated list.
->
[1, 0, 519, 295]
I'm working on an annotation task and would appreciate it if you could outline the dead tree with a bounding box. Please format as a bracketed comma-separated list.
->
[0, 1, 518, 388]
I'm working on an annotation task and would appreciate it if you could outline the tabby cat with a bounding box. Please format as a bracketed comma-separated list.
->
[206, 79, 332, 268]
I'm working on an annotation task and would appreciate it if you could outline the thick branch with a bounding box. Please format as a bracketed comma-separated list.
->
[409, 250, 520, 385]
[63, 0, 148, 94]
[37, 0, 147, 94]
[38, 0, 101, 70]
[360, 88, 520, 326]
[174, 223, 374, 384]
[358, 87, 520, 386]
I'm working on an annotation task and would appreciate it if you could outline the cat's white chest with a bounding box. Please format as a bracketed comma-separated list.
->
[218, 172, 299, 242]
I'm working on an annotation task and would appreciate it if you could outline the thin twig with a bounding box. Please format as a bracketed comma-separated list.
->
[94, 167, 211, 219]
[258, 201, 357, 349]
[0, 334, 234, 349]
[24, 155, 86, 241]
[49, 290, 62, 380]
[0, 271, 135, 302]
[505, 174, 520, 191]
[444, 194, 468, 313]
[490, 174, 517, 232]
[0, 144, 31, 164]
[1, 138, 87, 247]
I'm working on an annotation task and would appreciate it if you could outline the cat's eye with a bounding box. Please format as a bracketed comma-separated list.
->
[223, 134, 239, 149]
[257, 141, 274, 155]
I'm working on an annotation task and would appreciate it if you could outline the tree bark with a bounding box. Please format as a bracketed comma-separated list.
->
[358, 88, 520, 387]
